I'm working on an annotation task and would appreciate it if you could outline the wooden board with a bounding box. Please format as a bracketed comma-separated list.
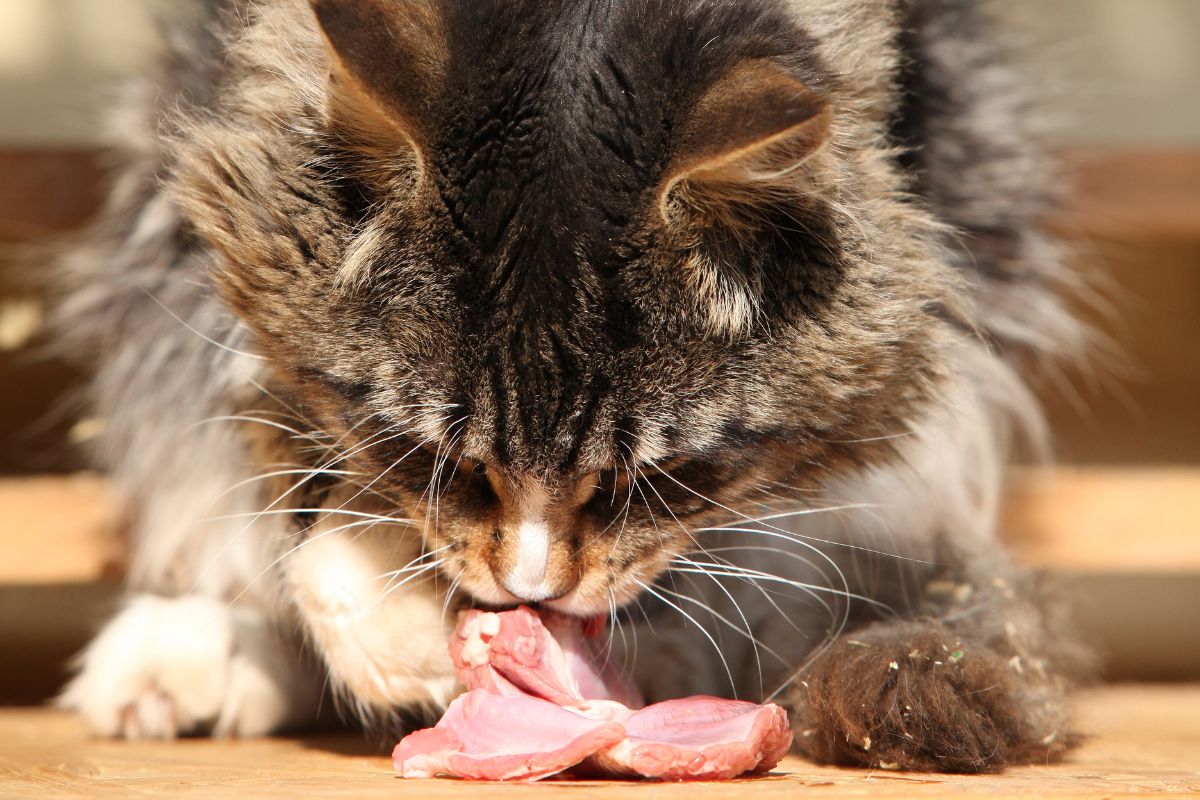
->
[0, 149, 108, 239]
[1000, 467, 1200, 572]
[0, 685, 1197, 798]
[1, 468, 1198, 584]
[1056, 148, 1200, 242]
[0, 474, 126, 584]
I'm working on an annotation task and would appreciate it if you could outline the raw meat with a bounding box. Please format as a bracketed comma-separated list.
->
[393, 606, 793, 781]
[393, 690, 626, 781]
[450, 606, 642, 709]
[585, 697, 794, 781]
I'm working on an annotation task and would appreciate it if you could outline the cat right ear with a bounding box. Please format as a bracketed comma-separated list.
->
[661, 59, 832, 222]
[309, 0, 446, 156]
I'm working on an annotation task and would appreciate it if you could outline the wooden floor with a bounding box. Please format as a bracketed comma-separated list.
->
[1, 685, 1197, 798]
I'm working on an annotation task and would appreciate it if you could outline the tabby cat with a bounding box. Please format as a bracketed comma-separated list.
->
[54, 0, 1088, 772]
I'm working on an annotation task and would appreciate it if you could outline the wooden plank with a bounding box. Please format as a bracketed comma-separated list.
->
[0, 474, 126, 584]
[1055, 148, 1200, 242]
[0, 685, 1196, 797]
[0, 149, 108, 239]
[1001, 467, 1200, 572]
[0, 468, 1197, 585]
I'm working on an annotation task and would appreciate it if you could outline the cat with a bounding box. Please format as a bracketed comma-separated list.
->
[50, 0, 1090, 772]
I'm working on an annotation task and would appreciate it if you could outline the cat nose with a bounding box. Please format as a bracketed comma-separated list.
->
[493, 519, 580, 602]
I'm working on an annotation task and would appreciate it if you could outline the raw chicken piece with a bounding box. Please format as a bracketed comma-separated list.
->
[393, 606, 793, 781]
[392, 690, 626, 781]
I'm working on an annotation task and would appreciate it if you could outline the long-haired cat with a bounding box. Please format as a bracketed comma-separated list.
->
[52, 0, 1088, 772]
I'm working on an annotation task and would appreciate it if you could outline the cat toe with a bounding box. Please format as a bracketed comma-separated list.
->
[60, 594, 318, 739]
[119, 690, 179, 740]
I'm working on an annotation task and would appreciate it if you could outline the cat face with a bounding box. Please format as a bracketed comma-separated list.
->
[178, 0, 956, 616]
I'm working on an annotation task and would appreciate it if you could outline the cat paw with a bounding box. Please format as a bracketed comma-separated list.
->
[786, 620, 1075, 772]
[60, 594, 321, 739]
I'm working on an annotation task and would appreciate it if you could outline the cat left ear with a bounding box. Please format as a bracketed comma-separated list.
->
[309, 0, 446, 151]
[661, 60, 832, 219]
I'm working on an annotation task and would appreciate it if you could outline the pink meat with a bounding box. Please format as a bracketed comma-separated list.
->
[392, 690, 626, 781]
[585, 698, 793, 780]
[451, 606, 643, 709]
[394, 606, 793, 782]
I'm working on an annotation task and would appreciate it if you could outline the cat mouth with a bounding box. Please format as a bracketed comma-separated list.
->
[456, 582, 611, 620]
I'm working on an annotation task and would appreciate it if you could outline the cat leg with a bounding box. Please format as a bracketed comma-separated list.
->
[60, 594, 322, 739]
[283, 487, 459, 724]
[785, 562, 1086, 772]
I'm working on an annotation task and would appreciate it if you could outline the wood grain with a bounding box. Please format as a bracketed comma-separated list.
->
[0, 685, 1196, 798]
[0, 474, 126, 584]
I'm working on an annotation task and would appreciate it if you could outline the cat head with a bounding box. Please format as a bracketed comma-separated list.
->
[174, 0, 958, 615]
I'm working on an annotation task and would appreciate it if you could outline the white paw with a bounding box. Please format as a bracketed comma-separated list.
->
[286, 514, 458, 712]
[60, 594, 320, 739]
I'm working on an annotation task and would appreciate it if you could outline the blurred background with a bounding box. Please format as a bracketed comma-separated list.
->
[0, 1, 1197, 703]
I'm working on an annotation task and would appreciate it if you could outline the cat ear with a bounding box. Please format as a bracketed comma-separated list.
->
[662, 60, 832, 219]
[309, 0, 446, 151]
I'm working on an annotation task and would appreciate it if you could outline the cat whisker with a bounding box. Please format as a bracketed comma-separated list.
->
[665, 551, 769, 696]
[375, 545, 453, 600]
[440, 574, 463, 631]
[418, 418, 468, 554]
[692, 544, 839, 599]
[694, 520, 931, 566]
[326, 424, 452, 521]
[669, 561, 893, 612]
[229, 514, 411, 604]
[374, 544, 454, 581]
[646, 462, 856, 644]
[206, 467, 362, 505]
[602, 447, 638, 568]
[673, 547, 834, 629]
[649, 463, 854, 576]
[186, 414, 325, 444]
[675, 553, 818, 645]
[627, 460, 683, 599]
[206, 508, 417, 525]
[634, 578, 738, 698]
[138, 284, 266, 361]
[369, 561, 445, 608]
[188, 425, 407, 594]
[596, 587, 620, 678]
[655, 576, 791, 672]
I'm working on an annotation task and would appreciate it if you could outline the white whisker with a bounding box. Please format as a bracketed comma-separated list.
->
[635, 578, 737, 698]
